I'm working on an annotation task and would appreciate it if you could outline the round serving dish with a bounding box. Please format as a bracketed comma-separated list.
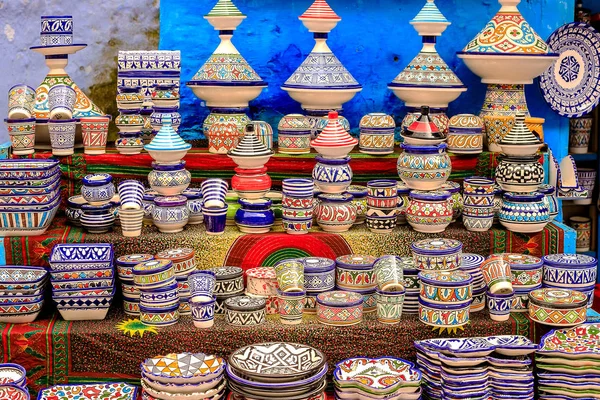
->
[528, 288, 587, 327]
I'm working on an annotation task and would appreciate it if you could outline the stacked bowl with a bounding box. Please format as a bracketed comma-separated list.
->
[227, 342, 327, 400]
[299, 257, 335, 313]
[140, 352, 226, 400]
[155, 248, 197, 316]
[133, 259, 179, 326]
[117, 179, 145, 237]
[0, 159, 61, 236]
[116, 254, 155, 316]
[0, 363, 28, 393]
[366, 180, 399, 233]
[80, 173, 117, 233]
[281, 178, 315, 234]
[0, 266, 48, 323]
[418, 270, 473, 330]
[334, 356, 422, 399]
[211, 266, 245, 314]
[542, 253, 597, 308]
[462, 176, 496, 232]
[460, 253, 486, 312]
[49, 243, 115, 321]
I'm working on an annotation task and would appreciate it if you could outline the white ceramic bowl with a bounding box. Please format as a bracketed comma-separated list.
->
[388, 86, 467, 108]
[499, 143, 542, 157]
[457, 53, 559, 84]
[146, 148, 190, 164]
[188, 85, 264, 108]
[57, 307, 110, 321]
[228, 154, 272, 169]
[281, 87, 362, 110]
[311, 143, 355, 159]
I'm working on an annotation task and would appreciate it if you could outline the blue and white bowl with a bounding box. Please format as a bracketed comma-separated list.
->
[139, 281, 179, 306]
[542, 253, 597, 288]
[148, 161, 191, 197]
[49, 243, 113, 272]
[182, 189, 204, 225]
[117, 179, 145, 210]
[80, 203, 115, 234]
[499, 192, 549, 233]
[234, 198, 274, 234]
[487, 290, 514, 321]
[152, 195, 189, 233]
[312, 156, 352, 194]
[301, 257, 335, 292]
[81, 173, 115, 206]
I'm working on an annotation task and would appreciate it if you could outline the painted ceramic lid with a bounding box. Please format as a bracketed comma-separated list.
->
[359, 113, 395, 130]
[418, 270, 473, 286]
[440, 181, 461, 194]
[210, 266, 243, 280]
[449, 114, 484, 131]
[205, 0, 243, 17]
[502, 192, 544, 202]
[317, 193, 353, 203]
[390, 51, 464, 88]
[143, 190, 159, 201]
[228, 129, 273, 157]
[299, 0, 341, 21]
[301, 257, 335, 273]
[398, 256, 417, 272]
[336, 254, 376, 270]
[82, 173, 112, 186]
[156, 248, 195, 262]
[334, 357, 421, 390]
[528, 288, 588, 308]
[493, 253, 542, 269]
[461, 2, 554, 54]
[403, 106, 445, 141]
[543, 253, 597, 268]
[142, 353, 225, 378]
[189, 48, 264, 86]
[317, 290, 363, 307]
[224, 295, 266, 311]
[409, 190, 451, 201]
[461, 254, 485, 269]
[278, 114, 311, 131]
[182, 189, 203, 200]
[311, 111, 358, 147]
[346, 185, 367, 198]
[411, 238, 463, 255]
[501, 113, 541, 145]
[411, 0, 449, 24]
[145, 115, 191, 152]
[152, 161, 186, 171]
[154, 195, 188, 207]
[246, 267, 276, 279]
[116, 254, 155, 267]
[133, 259, 173, 275]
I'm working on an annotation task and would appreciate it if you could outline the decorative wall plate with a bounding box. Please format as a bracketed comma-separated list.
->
[38, 383, 138, 400]
[538, 323, 600, 359]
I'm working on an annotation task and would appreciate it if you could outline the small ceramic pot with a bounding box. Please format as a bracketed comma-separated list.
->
[315, 193, 356, 232]
[419, 270, 473, 305]
[190, 296, 216, 329]
[151, 83, 180, 107]
[206, 121, 239, 154]
[499, 192, 549, 233]
[528, 288, 587, 327]
[48, 84, 76, 120]
[575, 168, 596, 205]
[211, 267, 244, 295]
[81, 173, 115, 206]
[202, 108, 250, 137]
[441, 181, 463, 222]
[231, 167, 272, 200]
[499, 253, 543, 288]
[156, 248, 196, 276]
[277, 289, 305, 325]
[398, 143, 451, 190]
[245, 267, 278, 296]
[411, 238, 463, 271]
[187, 270, 216, 299]
[41, 15, 73, 44]
[277, 114, 311, 154]
[542, 253, 597, 288]
[80, 203, 115, 233]
[119, 207, 144, 237]
[300, 257, 335, 293]
[471, 287, 487, 313]
[359, 113, 396, 155]
[133, 259, 175, 290]
[274, 259, 304, 293]
[116, 132, 144, 155]
[281, 194, 314, 209]
[224, 295, 266, 326]
[418, 297, 470, 329]
[81, 116, 110, 155]
[148, 161, 191, 196]
[5, 118, 36, 155]
[139, 303, 180, 327]
[464, 193, 495, 207]
[347, 185, 368, 225]
[569, 116, 593, 154]
[367, 179, 398, 198]
[447, 114, 484, 154]
[366, 206, 398, 233]
[312, 156, 352, 194]
[116, 86, 144, 110]
[142, 190, 158, 225]
[462, 211, 494, 232]
[282, 216, 313, 235]
[8, 84, 36, 119]
[481, 256, 513, 295]
[182, 189, 204, 224]
[464, 176, 495, 195]
[235, 198, 274, 234]
[153, 195, 189, 233]
[373, 255, 405, 292]
[316, 290, 363, 326]
[66, 195, 87, 226]
[336, 254, 376, 291]
[487, 291, 514, 322]
[495, 156, 544, 192]
[406, 190, 452, 233]
[376, 289, 405, 324]
[150, 106, 181, 133]
[202, 204, 228, 235]
[49, 118, 77, 156]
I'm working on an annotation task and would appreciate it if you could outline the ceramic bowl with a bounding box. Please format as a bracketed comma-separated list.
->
[542, 253, 598, 288]
[419, 270, 473, 305]
[81, 173, 115, 206]
[301, 257, 335, 293]
[418, 297, 470, 329]
[316, 290, 363, 327]
[49, 243, 114, 272]
[141, 353, 225, 385]
[336, 255, 376, 291]
[224, 295, 266, 326]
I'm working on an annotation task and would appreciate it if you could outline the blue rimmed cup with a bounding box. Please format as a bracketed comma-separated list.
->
[40, 15, 73, 46]
[367, 179, 398, 198]
[188, 270, 216, 300]
[48, 84, 76, 120]
[202, 204, 228, 235]
[117, 179, 144, 210]
[487, 290, 513, 322]
[8, 84, 36, 120]
[277, 288, 306, 325]
[190, 295, 216, 328]
[282, 178, 315, 198]
[80, 203, 115, 234]
[201, 178, 229, 207]
[48, 118, 77, 156]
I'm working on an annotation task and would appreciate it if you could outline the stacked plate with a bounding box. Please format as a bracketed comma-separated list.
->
[401, 256, 420, 314]
[227, 342, 327, 400]
[0, 159, 61, 237]
[460, 253, 486, 312]
[49, 243, 115, 321]
[0, 266, 47, 323]
[333, 356, 421, 399]
[140, 352, 226, 400]
[537, 323, 600, 399]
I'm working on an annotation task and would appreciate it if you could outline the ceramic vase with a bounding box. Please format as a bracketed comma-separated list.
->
[234, 198, 275, 234]
[406, 190, 452, 233]
[398, 143, 451, 190]
[366, 206, 397, 233]
[116, 132, 144, 155]
[569, 116, 593, 154]
[570, 216, 592, 252]
[117, 179, 145, 210]
[66, 195, 86, 226]
[274, 259, 305, 293]
[116, 86, 144, 110]
[499, 192, 549, 233]
[315, 193, 356, 232]
[182, 190, 204, 225]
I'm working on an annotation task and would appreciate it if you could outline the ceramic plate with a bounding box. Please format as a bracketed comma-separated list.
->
[539, 22, 600, 118]
[438, 354, 487, 367]
[334, 357, 421, 394]
[537, 363, 600, 375]
[538, 323, 600, 359]
[539, 385, 600, 398]
[539, 379, 600, 391]
[141, 353, 225, 384]
[417, 338, 495, 357]
[537, 355, 600, 367]
[486, 335, 537, 356]
[538, 371, 600, 383]
[38, 383, 138, 399]
[229, 342, 326, 381]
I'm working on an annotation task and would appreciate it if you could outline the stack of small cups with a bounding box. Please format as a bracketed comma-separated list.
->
[481, 255, 514, 322]
[281, 178, 315, 235]
[366, 180, 399, 233]
[133, 259, 180, 327]
[462, 177, 496, 232]
[116, 254, 155, 316]
[117, 180, 145, 237]
[187, 271, 217, 328]
[115, 86, 145, 155]
[5, 84, 37, 155]
[155, 248, 197, 316]
[374, 255, 406, 325]
[80, 173, 117, 234]
[274, 259, 305, 325]
[201, 178, 229, 235]
[47, 84, 78, 156]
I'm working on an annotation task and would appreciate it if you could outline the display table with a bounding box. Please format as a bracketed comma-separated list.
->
[0, 308, 530, 394]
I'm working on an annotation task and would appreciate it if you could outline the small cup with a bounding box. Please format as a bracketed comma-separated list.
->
[201, 179, 229, 207]
[374, 255, 405, 292]
[463, 177, 495, 194]
[49, 118, 77, 156]
[40, 15, 73, 46]
[118, 180, 145, 210]
[277, 289, 305, 325]
[487, 291, 513, 322]
[274, 259, 305, 293]
[48, 84, 77, 120]
[187, 270, 217, 299]
[190, 296, 216, 328]
[202, 204, 228, 235]
[481, 256, 513, 295]
[81, 116, 111, 155]
[376, 289, 405, 325]
[282, 178, 314, 198]
[118, 207, 144, 237]
[570, 216, 592, 252]
[5, 118, 36, 155]
[8, 84, 36, 119]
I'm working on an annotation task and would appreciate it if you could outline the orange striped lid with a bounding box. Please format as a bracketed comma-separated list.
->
[311, 111, 358, 147]
[299, 0, 341, 20]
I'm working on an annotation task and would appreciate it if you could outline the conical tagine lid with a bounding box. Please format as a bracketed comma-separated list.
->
[403, 106, 445, 141]
[189, 42, 264, 86]
[205, 0, 243, 17]
[298, 0, 341, 33]
[145, 115, 191, 152]
[229, 125, 274, 157]
[391, 50, 464, 87]
[311, 111, 358, 147]
[411, 0, 449, 24]
[501, 113, 541, 145]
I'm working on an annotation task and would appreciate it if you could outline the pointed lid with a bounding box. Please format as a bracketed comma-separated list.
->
[205, 0, 244, 17]
[282, 40, 361, 89]
[144, 115, 191, 152]
[311, 111, 358, 147]
[390, 50, 464, 88]
[228, 125, 274, 157]
[411, 0, 449, 24]
[403, 106, 445, 141]
[462, 0, 553, 54]
[299, 0, 341, 20]
[500, 113, 542, 145]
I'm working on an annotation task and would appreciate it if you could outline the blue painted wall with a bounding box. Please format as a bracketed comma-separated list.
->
[160, 0, 573, 159]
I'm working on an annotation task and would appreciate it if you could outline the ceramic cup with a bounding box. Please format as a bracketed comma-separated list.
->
[118, 207, 144, 237]
[481, 256, 513, 295]
[570, 216, 592, 252]
[487, 290, 514, 322]
[376, 288, 405, 325]
[8, 84, 36, 119]
[188, 270, 216, 300]
[40, 15, 73, 46]
[282, 178, 314, 198]
[48, 84, 77, 120]
[5, 118, 36, 155]
[274, 259, 305, 293]
[118, 180, 145, 210]
[202, 204, 228, 235]
[373, 255, 405, 292]
[81, 116, 111, 155]
[569, 116, 593, 154]
[190, 296, 216, 328]
[575, 168, 596, 205]
[48, 118, 77, 156]
[201, 178, 229, 208]
[277, 289, 305, 325]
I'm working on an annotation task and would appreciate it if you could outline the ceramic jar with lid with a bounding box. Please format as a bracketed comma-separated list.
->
[499, 113, 542, 157]
[277, 114, 312, 154]
[496, 253, 543, 289]
[315, 193, 356, 232]
[150, 107, 181, 133]
[224, 295, 266, 326]
[398, 143, 451, 190]
[182, 189, 203, 225]
[155, 248, 196, 276]
[152, 195, 189, 233]
[311, 111, 358, 158]
[231, 167, 272, 200]
[359, 113, 396, 155]
[542, 253, 598, 289]
[528, 288, 587, 327]
[312, 156, 353, 194]
[499, 192, 549, 233]
[495, 156, 544, 192]
[144, 115, 191, 163]
[336, 254, 377, 291]
[441, 181, 462, 222]
[206, 122, 240, 154]
[418, 270, 473, 305]
[211, 266, 244, 296]
[411, 238, 463, 271]
[447, 114, 484, 154]
[346, 185, 367, 224]
[81, 174, 115, 206]
[401, 106, 446, 145]
[406, 190, 452, 233]
[316, 291, 363, 326]
[245, 267, 278, 297]
[148, 161, 191, 196]
[300, 257, 336, 293]
[234, 198, 275, 234]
